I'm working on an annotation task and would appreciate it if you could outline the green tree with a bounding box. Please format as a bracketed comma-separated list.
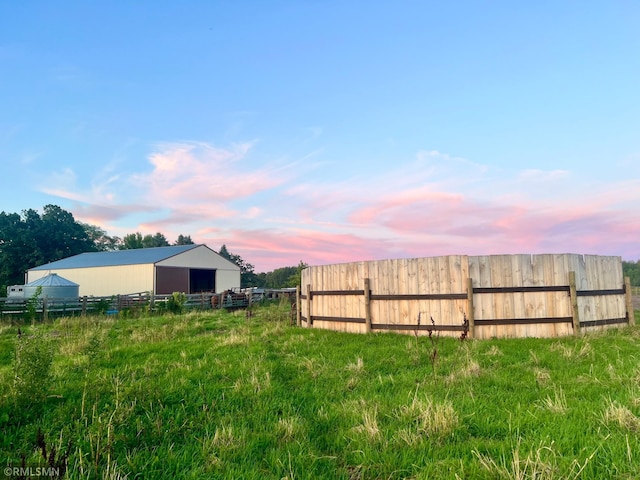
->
[81, 223, 121, 251]
[218, 244, 259, 288]
[0, 205, 95, 291]
[623, 260, 640, 286]
[121, 232, 169, 249]
[120, 232, 145, 250]
[264, 266, 297, 288]
[287, 261, 308, 287]
[174, 234, 194, 245]
[142, 232, 169, 248]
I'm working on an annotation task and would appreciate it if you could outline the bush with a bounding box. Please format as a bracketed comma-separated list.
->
[24, 286, 42, 322]
[166, 292, 187, 314]
[13, 327, 56, 408]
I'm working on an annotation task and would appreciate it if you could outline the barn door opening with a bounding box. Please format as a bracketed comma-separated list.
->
[189, 269, 215, 293]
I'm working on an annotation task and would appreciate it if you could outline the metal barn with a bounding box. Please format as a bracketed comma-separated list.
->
[27, 244, 240, 297]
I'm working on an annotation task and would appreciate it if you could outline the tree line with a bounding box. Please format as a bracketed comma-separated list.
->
[623, 260, 640, 288]
[0, 205, 306, 294]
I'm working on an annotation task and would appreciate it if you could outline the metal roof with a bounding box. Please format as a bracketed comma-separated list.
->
[30, 244, 201, 270]
[25, 273, 79, 287]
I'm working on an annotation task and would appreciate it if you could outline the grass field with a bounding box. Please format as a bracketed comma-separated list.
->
[1, 304, 640, 479]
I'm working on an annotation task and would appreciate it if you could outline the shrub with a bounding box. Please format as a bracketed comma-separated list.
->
[25, 286, 43, 322]
[13, 327, 56, 408]
[166, 292, 187, 314]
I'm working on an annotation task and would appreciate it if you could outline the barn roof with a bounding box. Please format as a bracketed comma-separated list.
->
[30, 244, 202, 270]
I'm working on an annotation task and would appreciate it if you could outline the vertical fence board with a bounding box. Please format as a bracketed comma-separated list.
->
[427, 257, 442, 330]
[522, 255, 536, 337]
[489, 256, 506, 338]
[407, 257, 420, 327]
[531, 255, 547, 337]
[450, 255, 465, 326]
[468, 256, 480, 331]
[438, 256, 452, 329]
[538, 255, 556, 338]
[475, 255, 493, 339]
[370, 260, 380, 327]
[416, 257, 429, 329]
[554, 254, 572, 337]
[583, 255, 600, 330]
[511, 255, 527, 337]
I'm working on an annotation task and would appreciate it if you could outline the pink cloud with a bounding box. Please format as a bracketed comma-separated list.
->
[40, 141, 639, 272]
[135, 141, 290, 205]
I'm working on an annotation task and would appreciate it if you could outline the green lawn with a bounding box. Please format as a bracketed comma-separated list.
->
[1, 305, 640, 479]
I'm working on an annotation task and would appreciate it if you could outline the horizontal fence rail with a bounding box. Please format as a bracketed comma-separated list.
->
[1, 288, 296, 321]
[299, 254, 635, 339]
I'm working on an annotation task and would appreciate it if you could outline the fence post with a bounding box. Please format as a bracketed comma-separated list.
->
[150, 293, 155, 313]
[42, 296, 48, 322]
[625, 276, 635, 326]
[569, 271, 581, 335]
[466, 277, 475, 338]
[296, 285, 301, 326]
[306, 284, 312, 328]
[364, 278, 372, 333]
[82, 296, 87, 316]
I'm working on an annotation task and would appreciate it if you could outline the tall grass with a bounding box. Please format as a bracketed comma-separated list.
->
[0, 306, 639, 478]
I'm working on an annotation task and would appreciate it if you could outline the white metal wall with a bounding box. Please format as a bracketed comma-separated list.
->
[215, 269, 241, 292]
[156, 245, 240, 270]
[27, 264, 155, 296]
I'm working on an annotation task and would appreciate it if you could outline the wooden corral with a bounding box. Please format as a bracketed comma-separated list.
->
[298, 254, 635, 339]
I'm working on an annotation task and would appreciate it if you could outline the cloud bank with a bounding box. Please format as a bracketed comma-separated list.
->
[39, 141, 640, 271]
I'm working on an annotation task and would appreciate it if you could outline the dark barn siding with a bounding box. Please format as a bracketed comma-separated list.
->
[156, 266, 216, 294]
[156, 266, 189, 295]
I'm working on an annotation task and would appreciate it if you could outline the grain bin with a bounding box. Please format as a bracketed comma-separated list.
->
[23, 273, 80, 299]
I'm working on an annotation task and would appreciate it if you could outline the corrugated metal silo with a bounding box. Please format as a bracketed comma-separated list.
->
[23, 273, 80, 298]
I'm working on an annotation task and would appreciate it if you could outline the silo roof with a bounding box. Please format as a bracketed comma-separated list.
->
[26, 273, 79, 287]
[30, 244, 201, 270]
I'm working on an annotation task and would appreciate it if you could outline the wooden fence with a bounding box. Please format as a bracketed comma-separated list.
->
[298, 254, 635, 339]
[0, 290, 274, 321]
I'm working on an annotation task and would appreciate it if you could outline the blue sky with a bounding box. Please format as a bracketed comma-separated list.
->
[1, 1, 639, 271]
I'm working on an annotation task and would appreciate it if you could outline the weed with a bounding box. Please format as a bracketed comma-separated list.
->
[473, 438, 603, 480]
[603, 398, 640, 432]
[352, 406, 381, 440]
[12, 327, 56, 408]
[166, 292, 187, 314]
[534, 367, 551, 386]
[394, 392, 459, 443]
[426, 315, 440, 375]
[485, 345, 503, 356]
[276, 416, 304, 442]
[537, 387, 568, 414]
[460, 312, 469, 341]
[25, 286, 43, 322]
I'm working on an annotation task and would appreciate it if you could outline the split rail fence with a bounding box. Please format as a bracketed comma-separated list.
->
[0, 289, 295, 321]
[297, 254, 636, 339]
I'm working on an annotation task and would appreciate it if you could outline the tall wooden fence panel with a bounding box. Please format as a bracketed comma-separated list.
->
[300, 253, 632, 339]
[577, 255, 627, 330]
[301, 256, 470, 336]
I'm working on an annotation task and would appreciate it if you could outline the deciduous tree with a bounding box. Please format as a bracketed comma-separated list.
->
[0, 205, 95, 291]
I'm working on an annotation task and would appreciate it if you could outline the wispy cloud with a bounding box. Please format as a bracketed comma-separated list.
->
[37, 141, 640, 270]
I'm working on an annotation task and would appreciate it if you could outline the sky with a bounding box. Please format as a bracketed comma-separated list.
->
[1, 1, 639, 272]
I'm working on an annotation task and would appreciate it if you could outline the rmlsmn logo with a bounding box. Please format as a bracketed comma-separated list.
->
[3, 466, 61, 478]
